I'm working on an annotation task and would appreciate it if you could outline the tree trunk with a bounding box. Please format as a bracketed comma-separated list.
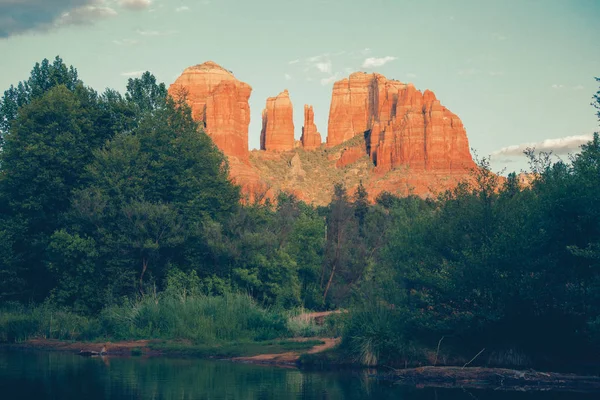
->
[139, 257, 148, 295]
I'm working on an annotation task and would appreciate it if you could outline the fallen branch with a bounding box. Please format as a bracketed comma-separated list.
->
[462, 348, 485, 368]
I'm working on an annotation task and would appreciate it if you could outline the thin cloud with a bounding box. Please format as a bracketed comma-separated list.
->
[551, 84, 564, 89]
[362, 56, 397, 68]
[288, 59, 299, 64]
[175, 6, 190, 12]
[121, 70, 147, 78]
[406, 72, 417, 78]
[119, 0, 152, 11]
[315, 61, 332, 73]
[492, 32, 507, 41]
[306, 53, 330, 63]
[113, 38, 139, 46]
[489, 71, 504, 77]
[284, 73, 292, 81]
[573, 85, 585, 90]
[458, 68, 479, 76]
[491, 135, 594, 160]
[320, 74, 340, 86]
[56, 5, 117, 26]
[136, 29, 177, 36]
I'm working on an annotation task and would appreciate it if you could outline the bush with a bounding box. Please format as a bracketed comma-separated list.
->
[341, 303, 423, 367]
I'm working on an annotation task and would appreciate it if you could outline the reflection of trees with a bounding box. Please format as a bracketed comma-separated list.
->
[1, 351, 533, 399]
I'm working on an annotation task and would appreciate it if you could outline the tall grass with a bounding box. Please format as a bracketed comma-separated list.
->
[0, 293, 288, 344]
[101, 292, 287, 343]
[341, 303, 423, 367]
[0, 303, 100, 342]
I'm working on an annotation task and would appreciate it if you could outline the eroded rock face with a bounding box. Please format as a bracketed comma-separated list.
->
[336, 144, 366, 168]
[326, 72, 475, 172]
[300, 105, 322, 150]
[260, 90, 295, 152]
[168, 61, 252, 160]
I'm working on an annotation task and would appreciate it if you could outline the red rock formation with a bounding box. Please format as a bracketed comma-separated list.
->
[336, 144, 365, 168]
[326, 72, 475, 172]
[260, 90, 295, 152]
[168, 61, 252, 160]
[301, 105, 322, 150]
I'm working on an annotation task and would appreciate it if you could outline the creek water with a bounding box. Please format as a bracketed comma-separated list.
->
[0, 350, 596, 399]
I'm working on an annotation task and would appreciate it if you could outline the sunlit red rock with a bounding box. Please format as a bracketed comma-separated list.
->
[336, 144, 366, 168]
[168, 61, 252, 160]
[301, 105, 322, 150]
[260, 90, 295, 152]
[326, 72, 475, 173]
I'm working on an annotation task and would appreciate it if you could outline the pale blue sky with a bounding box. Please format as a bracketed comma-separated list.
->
[1, 0, 599, 172]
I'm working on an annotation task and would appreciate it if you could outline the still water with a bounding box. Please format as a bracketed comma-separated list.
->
[0, 350, 596, 400]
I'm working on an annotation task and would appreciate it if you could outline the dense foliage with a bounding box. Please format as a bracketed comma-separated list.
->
[1, 58, 599, 369]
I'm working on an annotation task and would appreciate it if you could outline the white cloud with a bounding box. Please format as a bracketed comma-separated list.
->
[284, 73, 292, 81]
[551, 84, 564, 89]
[362, 56, 397, 68]
[491, 134, 594, 160]
[406, 72, 417, 78]
[315, 61, 332, 73]
[573, 85, 585, 90]
[119, 0, 152, 10]
[175, 6, 189, 12]
[121, 70, 146, 78]
[361, 48, 371, 55]
[56, 5, 117, 26]
[288, 59, 299, 64]
[113, 38, 139, 45]
[320, 74, 339, 86]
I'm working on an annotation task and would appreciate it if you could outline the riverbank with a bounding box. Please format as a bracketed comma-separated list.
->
[2, 337, 334, 361]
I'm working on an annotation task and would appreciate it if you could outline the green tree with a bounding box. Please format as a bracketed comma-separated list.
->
[0, 85, 115, 301]
[0, 56, 79, 142]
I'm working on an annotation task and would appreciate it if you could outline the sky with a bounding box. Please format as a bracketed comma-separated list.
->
[1, 0, 599, 173]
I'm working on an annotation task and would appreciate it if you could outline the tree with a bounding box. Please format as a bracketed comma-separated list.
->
[322, 184, 357, 305]
[0, 85, 114, 301]
[593, 77, 600, 122]
[0, 56, 80, 143]
[51, 87, 240, 305]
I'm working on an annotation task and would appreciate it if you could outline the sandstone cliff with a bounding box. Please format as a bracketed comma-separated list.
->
[326, 72, 475, 172]
[168, 61, 252, 161]
[260, 90, 295, 152]
[169, 63, 476, 205]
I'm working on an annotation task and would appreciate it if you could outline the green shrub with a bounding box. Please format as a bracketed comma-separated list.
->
[341, 304, 423, 367]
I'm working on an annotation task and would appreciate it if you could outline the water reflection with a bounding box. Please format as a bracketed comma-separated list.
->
[0, 350, 595, 400]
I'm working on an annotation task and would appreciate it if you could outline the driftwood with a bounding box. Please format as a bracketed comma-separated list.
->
[79, 345, 107, 357]
[386, 366, 600, 393]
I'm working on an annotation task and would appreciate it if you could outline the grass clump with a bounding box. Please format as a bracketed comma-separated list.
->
[340, 303, 423, 367]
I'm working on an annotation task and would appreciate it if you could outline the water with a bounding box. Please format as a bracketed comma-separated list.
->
[0, 350, 596, 400]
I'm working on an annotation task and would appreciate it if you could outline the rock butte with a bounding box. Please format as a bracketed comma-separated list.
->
[170, 62, 477, 205]
[168, 61, 252, 161]
[301, 105, 322, 150]
[261, 90, 295, 152]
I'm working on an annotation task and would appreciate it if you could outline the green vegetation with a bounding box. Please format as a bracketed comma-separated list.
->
[0, 57, 599, 370]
